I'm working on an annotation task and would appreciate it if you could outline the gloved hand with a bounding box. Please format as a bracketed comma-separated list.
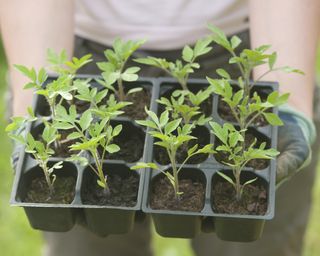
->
[276, 105, 316, 187]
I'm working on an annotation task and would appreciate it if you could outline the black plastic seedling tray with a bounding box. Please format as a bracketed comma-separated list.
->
[10, 75, 157, 236]
[141, 77, 278, 242]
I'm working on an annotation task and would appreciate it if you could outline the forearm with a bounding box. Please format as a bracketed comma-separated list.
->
[249, 0, 320, 119]
[0, 0, 75, 116]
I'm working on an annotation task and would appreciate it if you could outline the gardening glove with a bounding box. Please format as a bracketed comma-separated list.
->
[276, 104, 316, 187]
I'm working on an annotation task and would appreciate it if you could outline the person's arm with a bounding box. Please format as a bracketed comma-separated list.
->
[0, 0, 75, 116]
[249, 0, 320, 185]
[249, 0, 320, 119]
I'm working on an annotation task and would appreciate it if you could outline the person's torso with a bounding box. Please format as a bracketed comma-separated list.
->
[75, 0, 249, 50]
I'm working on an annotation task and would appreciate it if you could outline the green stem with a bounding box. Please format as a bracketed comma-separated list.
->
[117, 78, 125, 101]
[92, 150, 110, 195]
[235, 167, 241, 201]
[167, 149, 180, 199]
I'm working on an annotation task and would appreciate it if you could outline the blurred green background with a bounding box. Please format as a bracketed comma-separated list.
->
[0, 41, 319, 256]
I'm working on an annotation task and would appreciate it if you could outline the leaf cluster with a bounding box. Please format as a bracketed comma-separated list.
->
[96, 38, 145, 100]
[134, 37, 212, 90]
[207, 78, 289, 128]
[157, 89, 212, 126]
[132, 108, 214, 196]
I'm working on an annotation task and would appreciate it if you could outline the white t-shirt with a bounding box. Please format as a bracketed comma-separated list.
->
[75, 0, 249, 50]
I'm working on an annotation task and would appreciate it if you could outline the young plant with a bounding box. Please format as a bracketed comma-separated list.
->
[157, 88, 212, 126]
[207, 24, 304, 97]
[206, 25, 305, 131]
[209, 122, 279, 201]
[134, 37, 212, 91]
[14, 49, 93, 118]
[96, 38, 146, 101]
[131, 109, 214, 199]
[6, 114, 62, 195]
[53, 101, 124, 194]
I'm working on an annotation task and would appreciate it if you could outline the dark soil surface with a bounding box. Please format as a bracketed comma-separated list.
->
[102, 127, 144, 163]
[82, 174, 139, 207]
[24, 176, 76, 204]
[154, 127, 210, 165]
[123, 88, 151, 120]
[215, 132, 270, 170]
[159, 88, 213, 117]
[212, 180, 267, 215]
[150, 176, 205, 212]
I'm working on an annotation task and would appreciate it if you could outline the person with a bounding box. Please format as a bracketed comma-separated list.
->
[0, 0, 319, 255]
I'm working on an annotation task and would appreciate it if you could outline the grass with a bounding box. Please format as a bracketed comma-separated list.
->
[0, 41, 319, 256]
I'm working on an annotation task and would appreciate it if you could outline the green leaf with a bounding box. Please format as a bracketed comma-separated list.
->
[67, 132, 82, 140]
[59, 91, 73, 101]
[209, 122, 228, 145]
[159, 111, 169, 127]
[79, 110, 93, 131]
[131, 162, 159, 170]
[207, 24, 232, 52]
[105, 144, 120, 153]
[193, 37, 212, 58]
[127, 87, 143, 95]
[242, 178, 258, 187]
[112, 124, 122, 137]
[187, 144, 198, 156]
[262, 112, 283, 126]
[136, 120, 158, 129]
[216, 69, 230, 79]
[182, 45, 193, 62]
[53, 122, 74, 130]
[195, 144, 215, 154]
[146, 109, 160, 126]
[268, 52, 277, 69]
[164, 119, 182, 134]
[217, 171, 235, 186]
[230, 36, 241, 49]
